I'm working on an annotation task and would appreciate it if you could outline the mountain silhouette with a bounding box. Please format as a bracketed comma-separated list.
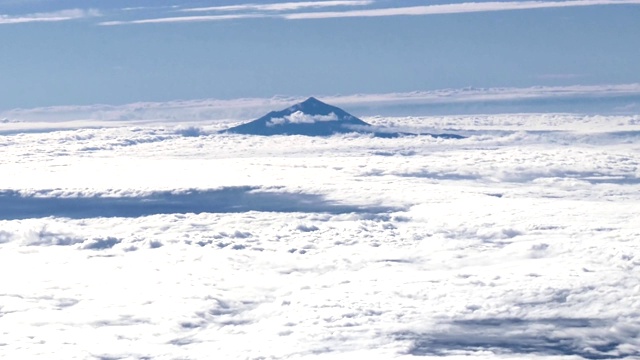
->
[223, 97, 463, 138]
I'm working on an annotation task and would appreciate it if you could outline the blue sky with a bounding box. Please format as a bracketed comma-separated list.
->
[1, 0, 639, 109]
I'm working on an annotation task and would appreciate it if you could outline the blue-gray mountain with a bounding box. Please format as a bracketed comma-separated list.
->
[222, 97, 464, 138]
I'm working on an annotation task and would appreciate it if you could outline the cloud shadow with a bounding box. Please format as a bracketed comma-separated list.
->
[397, 317, 636, 359]
[0, 187, 396, 220]
[394, 170, 640, 185]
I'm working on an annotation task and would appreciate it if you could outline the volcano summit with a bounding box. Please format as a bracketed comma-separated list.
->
[223, 97, 463, 138]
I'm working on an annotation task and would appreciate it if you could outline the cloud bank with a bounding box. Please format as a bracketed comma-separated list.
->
[1, 112, 639, 358]
[3, 83, 639, 123]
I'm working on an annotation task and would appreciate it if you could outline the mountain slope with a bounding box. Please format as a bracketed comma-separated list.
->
[224, 97, 371, 136]
[223, 97, 464, 138]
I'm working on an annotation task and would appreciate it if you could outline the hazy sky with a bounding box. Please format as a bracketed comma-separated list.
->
[1, 0, 639, 109]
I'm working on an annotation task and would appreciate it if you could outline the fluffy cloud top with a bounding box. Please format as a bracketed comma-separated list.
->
[1, 115, 640, 358]
[267, 111, 339, 126]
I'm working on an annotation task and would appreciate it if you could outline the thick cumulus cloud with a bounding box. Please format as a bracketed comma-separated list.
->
[267, 111, 338, 126]
[0, 230, 12, 243]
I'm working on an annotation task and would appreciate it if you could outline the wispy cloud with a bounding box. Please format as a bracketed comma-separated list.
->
[283, 0, 640, 19]
[180, 1, 374, 13]
[4, 84, 640, 122]
[99, 14, 263, 26]
[0, 9, 100, 25]
[97, 0, 640, 26]
[121, 6, 180, 12]
[101, 0, 374, 25]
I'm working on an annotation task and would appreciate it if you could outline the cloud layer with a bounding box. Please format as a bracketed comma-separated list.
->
[1, 113, 639, 358]
[3, 83, 639, 123]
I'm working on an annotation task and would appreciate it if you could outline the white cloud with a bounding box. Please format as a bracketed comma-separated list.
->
[101, 0, 374, 25]
[3, 83, 640, 124]
[121, 5, 180, 12]
[267, 111, 338, 126]
[0, 9, 100, 25]
[99, 13, 264, 26]
[1, 114, 640, 358]
[99, 0, 640, 25]
[181, 1, 374, 13]
[283, 0, 640, 19]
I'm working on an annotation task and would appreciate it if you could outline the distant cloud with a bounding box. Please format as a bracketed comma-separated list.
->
[97, 0, 640, 26]
[537, 73, 585, 80]
[3, 84, 640, 123]
[283, 0, 640, 19]
[181, 1, 374, 13]
[0, 9, 100, 25]
[323, 83, 640, 106]
[101, 0, 373, 25]
[99, 14, 263, 26]
[267, 111, 338, 126]
[121, 6, 180, 12]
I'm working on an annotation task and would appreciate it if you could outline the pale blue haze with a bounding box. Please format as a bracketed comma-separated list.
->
[1, 0, 639, 109]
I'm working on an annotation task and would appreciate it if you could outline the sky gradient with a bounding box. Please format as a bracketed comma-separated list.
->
[1, 0, 640, 109]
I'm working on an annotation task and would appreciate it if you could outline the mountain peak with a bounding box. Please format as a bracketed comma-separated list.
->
[301, 96, 323, 104]
[221, 97, 465, 138]
[223, 97, 370, 136]
[293, 97, 333, 112]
